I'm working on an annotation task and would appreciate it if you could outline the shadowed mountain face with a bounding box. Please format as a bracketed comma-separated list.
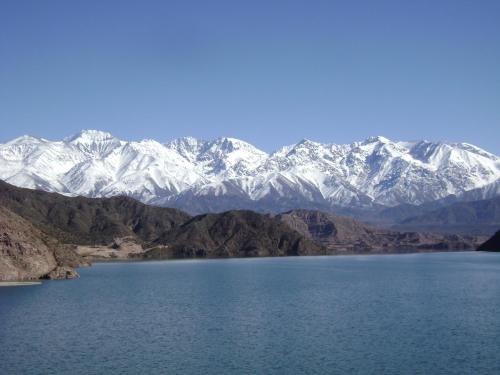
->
[0, 180, 190, 245]
[146, 210, 325, 259]
[277, 210, 482, 253]
[477, 230, 500, 252]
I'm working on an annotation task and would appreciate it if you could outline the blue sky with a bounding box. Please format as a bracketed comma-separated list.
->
[0, 0, 499, 152]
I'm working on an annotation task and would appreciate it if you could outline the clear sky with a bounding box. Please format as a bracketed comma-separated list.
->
[0, 0, 499, 153]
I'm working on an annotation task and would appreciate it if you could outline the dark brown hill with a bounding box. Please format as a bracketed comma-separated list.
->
[477, 230, 500, 252]
[145, 210, 325, 259]
[0, 180, 190, 245]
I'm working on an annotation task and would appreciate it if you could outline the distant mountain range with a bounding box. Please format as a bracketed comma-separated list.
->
[1, 130, 498, 215]
[391, 196, 500, 235]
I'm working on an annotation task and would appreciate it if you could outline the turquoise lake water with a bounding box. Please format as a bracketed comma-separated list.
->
[1, 252, 500, 374]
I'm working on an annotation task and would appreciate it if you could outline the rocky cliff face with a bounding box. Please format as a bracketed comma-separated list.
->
[0, 206, 82, 281]
[278, 210, 482, 253]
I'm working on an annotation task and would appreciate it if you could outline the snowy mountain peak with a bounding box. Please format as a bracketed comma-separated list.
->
[164, 137, 206, 161]
[0, 135, 46, 161]
[65, 129, 116, 143]
[64, 130, 122, 158]
[362, 135, 391, 144]
[5, 134, 44, 145]
[296, 138, 322, 147]
[208, 137, 267, 155]
[166, 136, 204, 148]
[0, 130, 498, 212]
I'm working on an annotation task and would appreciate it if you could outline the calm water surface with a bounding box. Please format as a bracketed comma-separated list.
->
[1, 252, 500, 374]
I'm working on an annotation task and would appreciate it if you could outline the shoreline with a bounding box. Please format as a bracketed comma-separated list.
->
[87, 249, 480, 265]
[0, 281, 42, 287]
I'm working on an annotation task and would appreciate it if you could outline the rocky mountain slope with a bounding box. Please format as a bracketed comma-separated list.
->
[0, 180, 190, 245]
[277, 210, 481, 253]
[144, 210, 324, 259]
[1, 130, 498, 214]
[0, 206, 83, 281]
[477, 230, 500, 252]
[0, 181, 325, 265]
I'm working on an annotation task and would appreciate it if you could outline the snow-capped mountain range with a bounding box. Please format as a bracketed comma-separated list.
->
[1, 130, 499, 213]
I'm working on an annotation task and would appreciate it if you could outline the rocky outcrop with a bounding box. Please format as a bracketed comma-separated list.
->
[277, 210, 483, 253]
[42, 266, 79, 280]
[477, 230, 500, 252]
[0, 206, 83, 281]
